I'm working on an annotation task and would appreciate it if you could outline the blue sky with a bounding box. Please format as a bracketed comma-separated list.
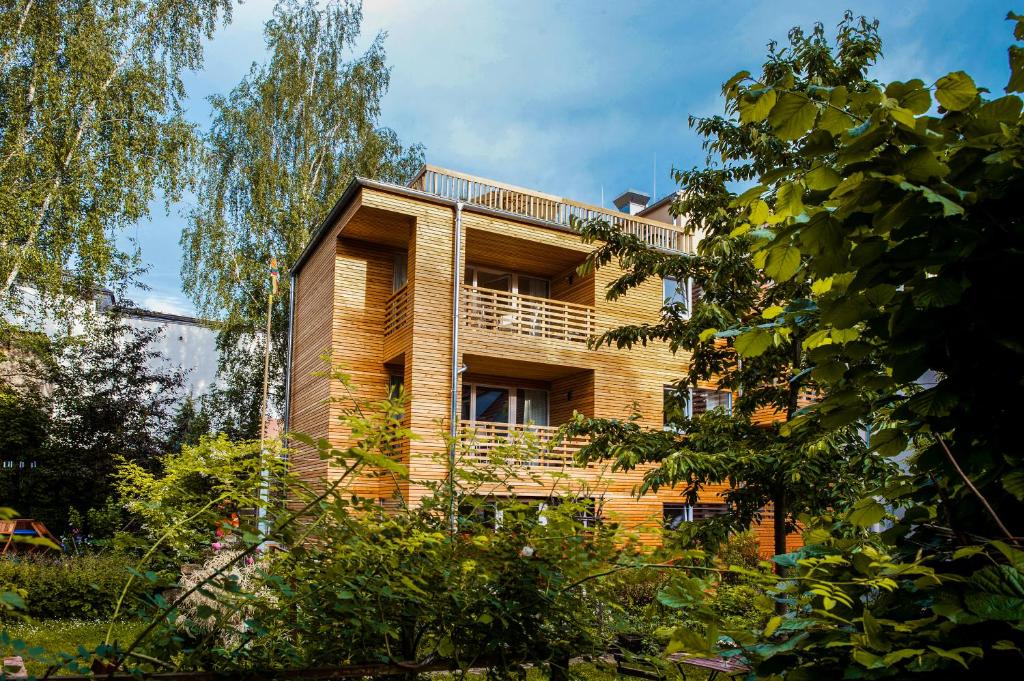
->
[123, 0, 1015, 315]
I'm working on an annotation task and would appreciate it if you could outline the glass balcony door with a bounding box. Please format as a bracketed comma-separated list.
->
[462, 383, 549, 428]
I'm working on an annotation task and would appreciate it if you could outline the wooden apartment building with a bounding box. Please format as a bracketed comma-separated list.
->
[285, 165, 787, 548]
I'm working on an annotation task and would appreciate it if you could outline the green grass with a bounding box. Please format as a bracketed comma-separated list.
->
[2, 618, 144, 675]
[2, 621, 710, 679]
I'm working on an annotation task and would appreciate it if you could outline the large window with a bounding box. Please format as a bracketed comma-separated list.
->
[466, 266, 550, 298]
[664, 386, 732, 426]
[461, 383, 549, 426]
[663, 502, 729, 530]
[460, 496, 600, 530]
[662, 276, 701, 318]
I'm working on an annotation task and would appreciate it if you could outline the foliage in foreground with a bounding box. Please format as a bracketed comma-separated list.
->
[575, 11, 1024, 678]
[2, 371, 627, 679]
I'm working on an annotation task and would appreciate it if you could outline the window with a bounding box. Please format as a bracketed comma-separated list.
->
[663, 502, 729, 530]
[460, 496, 599, 529]
[388, 374, 404, 420]
[392, 251, 408, 293]
[664, 386, 732, 428]
[462, 383, 549, 427]
[662, 276, 701, 318]
[465, 266, 550, 298]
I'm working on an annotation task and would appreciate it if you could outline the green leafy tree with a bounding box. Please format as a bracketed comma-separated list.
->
[623, 11, 1024, 678]
[0, 0, 232, 308]
[1, 314, 185, 533]
[569, 13, 894, 557]
[182, 0, 423, 437]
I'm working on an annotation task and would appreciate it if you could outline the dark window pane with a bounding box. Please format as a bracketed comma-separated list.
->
[475, 387, 509, 423]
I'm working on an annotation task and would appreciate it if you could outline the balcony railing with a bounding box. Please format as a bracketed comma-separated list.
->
[458, 421, 589, 469]
[409, 165, 694, 253]
[384, 284, 410, 337]
[461, 285, 595, 344]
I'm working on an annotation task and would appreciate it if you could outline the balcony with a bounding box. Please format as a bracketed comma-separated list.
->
[461, 284, 594, 344]
[410, 165, 694, 253]
[384, 284, 411, 337]
[458, 421, 589, 469]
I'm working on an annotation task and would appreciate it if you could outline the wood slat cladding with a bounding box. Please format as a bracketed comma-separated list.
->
[288, 179, 800, 552]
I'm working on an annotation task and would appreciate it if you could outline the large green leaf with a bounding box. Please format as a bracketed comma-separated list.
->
[769, 92, 819, 140]
[848, 497, 885, 528]
[740, 88, 777, 123]
[777, 182, 804, 217]
[935, 71, 978, 111]
[764, 245, 802, 281]
[734, 328, 772, 357]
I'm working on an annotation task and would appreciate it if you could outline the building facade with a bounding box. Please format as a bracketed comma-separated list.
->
[285, 165, 792, 549]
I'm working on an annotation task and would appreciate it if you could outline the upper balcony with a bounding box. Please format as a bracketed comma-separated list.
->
[409, 165, 694, 254]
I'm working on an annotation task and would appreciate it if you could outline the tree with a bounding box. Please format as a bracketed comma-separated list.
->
[620, 12, 1024, 677]
[0, 0, 232, 310]
[182, 0, 424, 436]
[0, 314, 185, 532]
[568, 13, 894, 557]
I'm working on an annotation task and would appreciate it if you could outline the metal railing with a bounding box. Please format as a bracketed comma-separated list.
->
[384, 285, 410, 337]
[458, 421, 588, 468]
[461, 285, 594, 344]
[409, 165, 694, 253]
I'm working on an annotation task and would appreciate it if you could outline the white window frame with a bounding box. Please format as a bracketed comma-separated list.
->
[663, 386, 733, 430]
[662, 276, 696, 319]
[685, 387, 733, 417]
[462, 382, 550, 427]
[465, 266, 550, 298]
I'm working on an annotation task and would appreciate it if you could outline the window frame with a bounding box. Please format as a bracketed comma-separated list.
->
[462, 382, 550, 427]
[465, 265, 551, 299]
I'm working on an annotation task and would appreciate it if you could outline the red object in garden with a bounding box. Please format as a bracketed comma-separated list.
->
[0, 518, 59, 555]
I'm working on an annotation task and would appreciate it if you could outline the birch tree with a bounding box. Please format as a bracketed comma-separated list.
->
[182, 0, 423, 435]
[0, 0, 232, 308]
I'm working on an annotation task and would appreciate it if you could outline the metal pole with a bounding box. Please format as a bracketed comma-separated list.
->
[257, 291, 273, 538]
[447, 202, 464, 533]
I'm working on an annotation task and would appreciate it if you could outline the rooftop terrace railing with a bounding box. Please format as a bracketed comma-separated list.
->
[409, 165, 694, 253]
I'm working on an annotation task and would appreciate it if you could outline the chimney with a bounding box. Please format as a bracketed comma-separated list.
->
[612, 189, 651, 215]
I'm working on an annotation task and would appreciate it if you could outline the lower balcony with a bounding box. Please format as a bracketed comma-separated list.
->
[458, 421, 589, 469]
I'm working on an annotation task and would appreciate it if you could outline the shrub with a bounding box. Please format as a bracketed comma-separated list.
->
[0, 553, 152, 620]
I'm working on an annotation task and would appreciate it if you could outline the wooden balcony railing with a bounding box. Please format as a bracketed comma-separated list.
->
[458, 421, 589, 469]
[409, 165, 694, 253]
[384, 285, 410, 337]
[461, 285, 594, 344]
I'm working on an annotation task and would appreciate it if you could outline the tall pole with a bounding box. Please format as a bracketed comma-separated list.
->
[257, 271, 275, 539]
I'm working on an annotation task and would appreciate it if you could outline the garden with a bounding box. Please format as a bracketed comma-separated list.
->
[4, 3, 1024, 679]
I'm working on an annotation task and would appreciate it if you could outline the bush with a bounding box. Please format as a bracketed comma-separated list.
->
[0, 553, 152, 620]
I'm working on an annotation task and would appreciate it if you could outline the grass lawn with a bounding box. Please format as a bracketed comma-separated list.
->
[2, 618, 145, 675]
[3, 621, 709, 679]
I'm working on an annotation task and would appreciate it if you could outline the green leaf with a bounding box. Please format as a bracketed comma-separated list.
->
[1007, 45, 1024, 93]
[698, 327, 719, 342]
[805, 166, 841, 190]
[911, 277, 962, 308]
[848, 497, 885, 528]
[734, 328, 772, 357]
[869, 428, 907, 457]
[901, 148, 949, 182]
[764, 615, 782, 637]
[1003, 471, 1024, 501]
[762, 305, 784, 319]
[764, 246, 801, 281]
[769, 92, 819, 140]
[935, 71, 978, 111]
[898, 182, 964, 216]
[749, 199, 770, 224]
[777, 182, 804, 217]
[739, 88, 777, 123]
